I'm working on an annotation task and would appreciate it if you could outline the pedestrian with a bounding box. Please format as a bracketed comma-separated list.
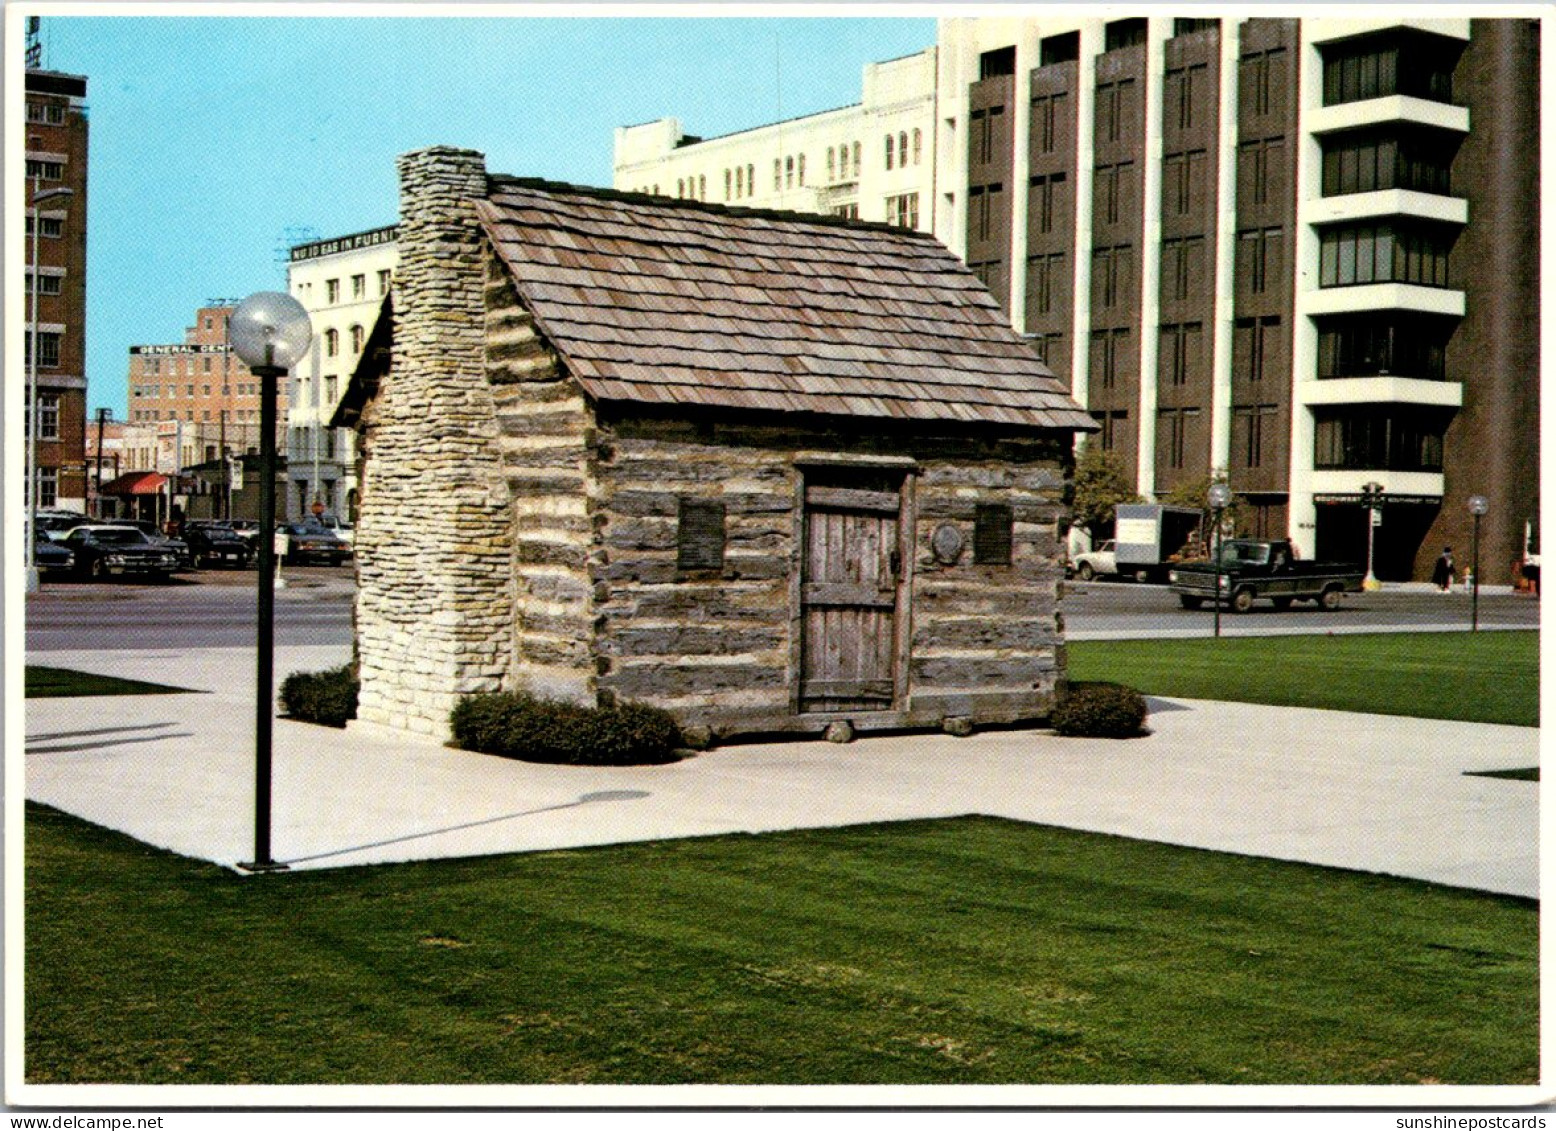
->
[1432, 546, 1455, 592]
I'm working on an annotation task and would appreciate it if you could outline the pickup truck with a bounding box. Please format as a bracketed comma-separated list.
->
[1167, 539, 1365, 613]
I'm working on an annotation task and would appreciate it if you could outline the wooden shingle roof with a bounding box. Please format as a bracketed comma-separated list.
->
[476, 178, 1096, 432]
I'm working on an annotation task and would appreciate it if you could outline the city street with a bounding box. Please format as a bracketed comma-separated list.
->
[23, 565, 1538, 653]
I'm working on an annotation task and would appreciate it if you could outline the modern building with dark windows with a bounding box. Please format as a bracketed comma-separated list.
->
[24, 66, 90, 512]
[935, 16, 1539, 581]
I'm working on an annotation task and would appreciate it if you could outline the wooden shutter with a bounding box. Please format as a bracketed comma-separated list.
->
[676, 499, 726, 572]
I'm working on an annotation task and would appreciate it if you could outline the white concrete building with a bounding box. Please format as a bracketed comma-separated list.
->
[286, 225, 398, 522]
[613, 47, 939, 230]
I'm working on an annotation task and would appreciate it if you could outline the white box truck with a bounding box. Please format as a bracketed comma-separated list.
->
[1113, 504, 1204, 583]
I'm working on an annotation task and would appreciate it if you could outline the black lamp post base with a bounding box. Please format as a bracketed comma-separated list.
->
[236, 860, 291, 875]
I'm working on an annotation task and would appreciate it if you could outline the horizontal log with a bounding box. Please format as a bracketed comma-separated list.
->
[910, 618, 1061, 651]
[909, 654, 1059, 687]
[804, 485, 901, 514]
[603, 490, 795, 518]
[601, 659, 789, 700]
[800, 678, 894, 700]
[603, 623, 787, 658]
[802, 582, 897, 609]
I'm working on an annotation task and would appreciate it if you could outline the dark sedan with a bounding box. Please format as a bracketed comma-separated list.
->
[280, 523, 351, 566]
[184, 522, 254, 569]
[32, 534, 75, 578]
[62, 525, 180, 581]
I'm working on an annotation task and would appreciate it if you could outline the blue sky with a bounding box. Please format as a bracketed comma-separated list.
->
[33, 11, 936, 416]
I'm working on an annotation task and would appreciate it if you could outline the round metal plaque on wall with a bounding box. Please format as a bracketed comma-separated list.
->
[931, 523, 965, 565]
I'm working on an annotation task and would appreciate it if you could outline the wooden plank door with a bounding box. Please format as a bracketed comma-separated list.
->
[799, 476, 904, 715]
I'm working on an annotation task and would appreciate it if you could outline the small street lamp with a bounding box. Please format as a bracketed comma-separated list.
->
[1468, 494, 1489, 632]
[228, 291, 312, 874]
[1208, 481, 1233, 639]
[26, 180, 75, 594]
[1361, 482, 1385, 591]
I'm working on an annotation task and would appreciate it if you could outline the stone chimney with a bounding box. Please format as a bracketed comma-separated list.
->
[352, 147, 516, 740]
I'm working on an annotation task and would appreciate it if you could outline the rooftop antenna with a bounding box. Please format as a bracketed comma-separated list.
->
[275, 225, 321, 284]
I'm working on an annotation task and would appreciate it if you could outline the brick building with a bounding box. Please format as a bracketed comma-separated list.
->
[126, 303, 286, 454]
[24, 67, 90, 512]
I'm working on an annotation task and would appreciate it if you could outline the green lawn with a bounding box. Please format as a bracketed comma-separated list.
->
[25, 665, 193, 698]
[26, 804, 1535, 1086]
[1068, 631, 1537, 727]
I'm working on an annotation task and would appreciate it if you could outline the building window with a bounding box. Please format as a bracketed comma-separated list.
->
[851, 143, 860, 174]
[1233, 404, 1278, 469]
[1163, 150, 1205, 216]
[1160, 236, 1203, 303]
[25, 271, 62, 296]
[839, 144, 850, 178]
[1314, 408, 1445, 471]
[1089, 328, 1129, 390]
[796, 157, 805, 187]
[35, 467, 57, 509]
[773, 159, 782, 192]
[25, 330, 61, 368]
[1318, 222, 1453, 288]
[1321, 129, 1453, 197]
[698, 174, 706, 200]
[913, 129, 922, 165]
[1321, 31, 1457, 107]
[25, 159, 63, 181]
[350, 324, 364, 353]
[1236, 227, 1283, 295]
[1234, 316, 1281, 384]
[1160, 323, 1203, 388]
[35, 394, 60, 440]
[887, 192, 919, 230]
[970, 105, 1006, 167]
[1093, 409, 1128, 451]
[1240, 48, 1285, 119]
[968, 183, 1004, 244]
[1031, 172, 1067, 234]
[1173, 18, 1220, 37]
[1104, 18, 1148, 52]
[885, 134, 895, 170]
[833, 203, 860, 220]
[1095, 162, 1132, 225]
[973, 504, 1014, 566]
[1098, 79, 1135, 144]
[1157, 407, 1201, 469]
[747, 163, 755, 194]
[1091, 245, 1133, 310]
[1032, 92, 1067, 156]
[326, 279, 340, 304]
[1040, 31, 1080, 66]
[325, 328, 340, 357]
[677, 498, 726, 572]
[26, 216, 64, 239]
[1164, 64, 1207, 131]
[979, 45, 1017, 79]
[1029, 253, 1065, 314]
[325, 375, 338, 403]
[378, 269, 391, 295]
[826, 147, 835, 181]
[1316, 314, 1449, 381]
[352, 274, 366, 299]
[1238, 136, 1286, 207]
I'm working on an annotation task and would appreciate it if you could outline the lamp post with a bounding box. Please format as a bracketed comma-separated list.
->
[1359, 482, 1385, 591]
[1208, 482, 1233, 639]
[228, 291, 312, 874]
[1468, 494, 1489, 632]
[26, 180, 75, 594]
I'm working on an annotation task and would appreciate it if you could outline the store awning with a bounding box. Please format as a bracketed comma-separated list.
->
[99, 471, 168, 496]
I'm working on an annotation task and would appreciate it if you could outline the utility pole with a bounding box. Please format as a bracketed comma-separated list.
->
[92, 407, 111, 518]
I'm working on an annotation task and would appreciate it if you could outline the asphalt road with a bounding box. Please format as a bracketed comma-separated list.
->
[22, 565, 1538, 653]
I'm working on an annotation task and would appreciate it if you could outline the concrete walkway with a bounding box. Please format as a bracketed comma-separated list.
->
[24, 645, 1538, 897]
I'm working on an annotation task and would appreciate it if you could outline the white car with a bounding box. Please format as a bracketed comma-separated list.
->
[1070, 540, 1118, 582]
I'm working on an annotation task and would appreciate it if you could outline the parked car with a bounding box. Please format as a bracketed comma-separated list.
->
[107, 520, 193, 569]
[183, 521, 254, 569]
[32, 533, 75, 578]
[1168, 538, 1365, 613]
[62, 525, 180, 581]
[35, 512, 89, 541]
[279, 522, 351, 566]
[310, 512, 355, 545]
[224, 519, 262, 547]
[1069, 540, 1119, 582]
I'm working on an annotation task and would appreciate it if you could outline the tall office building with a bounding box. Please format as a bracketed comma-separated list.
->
[24, 65, 90, 512]
[286, 224, 398, 522]
[935, 16, 1539, 580]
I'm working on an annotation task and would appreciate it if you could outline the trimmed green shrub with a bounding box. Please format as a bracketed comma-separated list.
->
[279, 664, 359, 728]
[450, 692, 683, 766]
[1051, 681, 1149, 738]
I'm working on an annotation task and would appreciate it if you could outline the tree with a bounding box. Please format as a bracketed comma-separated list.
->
[1069, 443, 1142, 536]
[1161, 473, 1244, 549]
